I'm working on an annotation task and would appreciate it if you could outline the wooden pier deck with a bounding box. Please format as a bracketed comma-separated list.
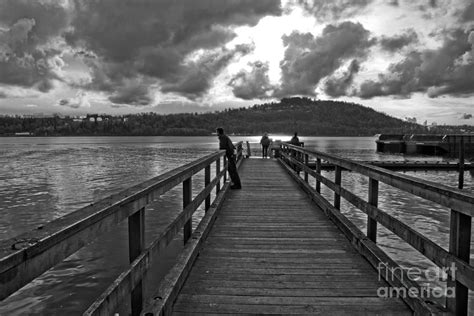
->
[170, 159, 411, 315]
[3, 143, 472, 315]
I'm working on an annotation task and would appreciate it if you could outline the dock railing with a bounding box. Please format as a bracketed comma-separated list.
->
[0, 142, 243, 316]
[280, 143, 473, 316]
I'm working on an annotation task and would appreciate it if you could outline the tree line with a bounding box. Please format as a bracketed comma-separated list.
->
[1, 98, 471, 136]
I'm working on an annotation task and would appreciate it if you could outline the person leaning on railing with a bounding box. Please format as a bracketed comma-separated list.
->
[216, 127, 242, 189]
[290, 132, 300, 146]
[289, 132, 302, 173]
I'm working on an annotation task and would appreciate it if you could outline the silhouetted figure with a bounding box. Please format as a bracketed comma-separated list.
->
[216, 127, 241, 189]
[289, 132, 301, 174]
[260, 132, 271, 158]
[290, 132, 300, 146]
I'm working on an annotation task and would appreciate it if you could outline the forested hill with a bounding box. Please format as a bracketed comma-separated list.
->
[0, 97, 463, 136]
[212, 98, 425, 136]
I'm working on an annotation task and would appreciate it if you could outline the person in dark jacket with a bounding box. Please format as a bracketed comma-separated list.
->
[290, 132, 300, 145]
[216, 127, 241, 189]
[260, 132, 271, 158]
[289, 132, 301, 173]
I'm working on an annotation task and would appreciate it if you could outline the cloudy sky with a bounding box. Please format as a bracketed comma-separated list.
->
[0, 0, 473, 124]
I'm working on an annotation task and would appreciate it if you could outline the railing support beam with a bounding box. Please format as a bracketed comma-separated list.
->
[205, 165, 211, 212]
[334, 166, 341, 210]
[368, 178, 378, 243]
[316, 158, 321, 193]
[304, 154, 309, 182]
[128, 207, 145, 316]
[183, 178, 192, 244]
[216, 158, 221, 194]
[447, 210, 471, 316]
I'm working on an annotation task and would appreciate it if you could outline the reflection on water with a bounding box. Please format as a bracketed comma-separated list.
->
[0, 136, 473, 314]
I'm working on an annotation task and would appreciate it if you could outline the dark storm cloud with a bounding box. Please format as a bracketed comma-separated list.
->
[357, 29, 474, 99]
[0, 1, 69, 92]
[109, 83, 153, 106]
[461, 2, 474, 22]
[324, 60, 360, 97]
[229, 61, 275, 100]
[461, 113, 472, 119]
[379, 29, 419, 52]
[295, 0, 372, 21]
[65, 0, 282, 104]
[0, 0, 69, 44]
[277, 21, 374, 97]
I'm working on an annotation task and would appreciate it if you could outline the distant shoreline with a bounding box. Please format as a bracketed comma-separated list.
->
[0, 134, 379, 138]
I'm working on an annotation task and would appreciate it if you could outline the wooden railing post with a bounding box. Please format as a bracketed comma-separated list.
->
[334, 166, 342, 210]
[183, 177, 192, 244]
[368, 178, 378, 243]
[223, 156, 227, 182]
[446, 136, 470, 315]
[205, 165, 211, 212]
[458, 137, 465, 189]
[304, 154, 309, 182]
[292, 148, 298, 174]
[216, 158, 221, 194]
[447, 209, 471, 315]
[316, 158, 321, 193]
[128, 207, 145, 316]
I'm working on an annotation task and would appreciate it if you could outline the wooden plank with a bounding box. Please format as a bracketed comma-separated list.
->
[174, 294, 410, 307]
[172, 303, 411, 315]
[182, 279, 384, 289]
[179, 286, 379, 297]
[193, 256, 370, 264]
[181, 272, 381, 283]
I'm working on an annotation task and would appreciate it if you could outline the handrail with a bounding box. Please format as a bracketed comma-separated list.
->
[283, 144, 473, 216]
[0, 144, 243, 315]
[280, 143, 473, 315]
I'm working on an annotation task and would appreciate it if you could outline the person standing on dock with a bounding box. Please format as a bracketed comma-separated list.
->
[289, 132, 301, 174]
[290, 132, 300, 145]
[216, 127, 242, 189]
[260, 132, 271, 158]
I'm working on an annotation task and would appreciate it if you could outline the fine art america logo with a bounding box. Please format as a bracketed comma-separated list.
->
[377, 262, 456, 299]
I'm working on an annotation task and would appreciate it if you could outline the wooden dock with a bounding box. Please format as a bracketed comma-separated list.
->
[171, 159, 410, 315]
[1, 141, 473, 316]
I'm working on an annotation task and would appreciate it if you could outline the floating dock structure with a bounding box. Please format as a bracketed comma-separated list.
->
[376, 134, 474, 157]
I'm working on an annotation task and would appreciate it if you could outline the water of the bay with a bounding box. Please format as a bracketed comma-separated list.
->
[0, 136, 473, 314]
